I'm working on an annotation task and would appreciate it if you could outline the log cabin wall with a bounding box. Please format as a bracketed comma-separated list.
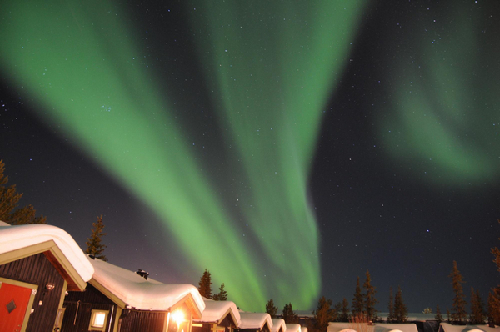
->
[119, 310, 166, 332]
[62, 284, 117, 332]
[0, 252, 65, 332]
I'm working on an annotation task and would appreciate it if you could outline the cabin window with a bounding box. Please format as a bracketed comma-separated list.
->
[88, 309, 108, 331]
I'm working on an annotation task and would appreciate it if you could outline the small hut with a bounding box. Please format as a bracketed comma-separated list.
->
[286, 324, 302, 332]
[238, 312, 273, 332]
[62, 256, 205, 332]
[192, 299, 241, 332]
[271, 319, 287, 332]
[0, 221, 93, 332]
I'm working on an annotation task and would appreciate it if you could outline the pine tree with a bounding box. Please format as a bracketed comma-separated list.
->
[212, 283, 227, 301]
[340, 298, 350, 322]
[387, 287, 394, 323]
[363, 270, 378, 321]
[394, 286, 408, 323]
[198, 269, 212, 299]
[435, 305, 443, 323]
[491, 220, 500, 273]
[449, 260, 467, 324]
[313, 297, 335, 332]
[85, 215, 107, 261]
[334, 302, 341, 322]
[487, 291, 500, 326]
[282, 303, 299, 324]
[469, 288, 484, 324]
[352, 276, 364, 316]
[266, 299, 278, 318]
[446, 309, 451, 323]
[0, 160, 46, 225]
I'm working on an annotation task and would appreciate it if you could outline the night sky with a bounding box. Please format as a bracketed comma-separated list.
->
[1, 0, 499, 314]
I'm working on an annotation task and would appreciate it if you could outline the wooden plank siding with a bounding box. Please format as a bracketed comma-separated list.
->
[119, 310, 167, 332]
[0, 252, 66, 332]
[62, 284, 118, 332]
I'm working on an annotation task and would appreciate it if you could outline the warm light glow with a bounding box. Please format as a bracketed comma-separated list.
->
[92, 313, 106, 328]
[171, 309, 185, 324]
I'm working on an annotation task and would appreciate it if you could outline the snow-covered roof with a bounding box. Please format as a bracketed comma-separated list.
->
[287, 324, 302, 332]
[328, 323, 418, 332]
[0, 223, 93, 289]
[193, 299, 241, 326]
[302, 327, 308, 332]
[272, 319, 287, 332]
[440, 323, 500, 332]
[239, 312, 273, 330]
[89, 257, 205, 313]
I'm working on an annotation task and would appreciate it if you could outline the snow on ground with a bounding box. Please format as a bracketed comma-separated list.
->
[440, 323, 500, 332]
[328, 322, 417, 332]
[193, 298, 241, 326]
[0, 222, 93, 281]
[272, 319, 287, 332]
[89, 256, 205, 312]
[239, 312, 273, 330]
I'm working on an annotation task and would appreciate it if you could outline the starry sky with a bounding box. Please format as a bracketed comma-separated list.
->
[1, 0, 499, 314]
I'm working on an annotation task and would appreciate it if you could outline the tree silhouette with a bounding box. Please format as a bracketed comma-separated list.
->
[85, 215, 107, 261]
[198, 269, 212, 299]
[0, 160, 46, 224]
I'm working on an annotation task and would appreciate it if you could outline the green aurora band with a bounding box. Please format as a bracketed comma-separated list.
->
[1, 1, 366, 310]
[377, 2, 500, 185]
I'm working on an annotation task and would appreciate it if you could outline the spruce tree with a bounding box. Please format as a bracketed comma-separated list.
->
[213, 283, 227, 301]
[487, 291, 500, 326]
[435, 305, 443, 323]
[448, 260, 467, 323]
[0, 160, 46, 225]
[394, 286, 408, 323]
[363, 270, 378, 320]
[266, 299, 278, 318]
[446, 309, 451, 323]
[340, 298, 350, 322]
[352, 276, 364, 316]
[469, 288, 484, 324]
[387, 287, 394, 323]
[282, 303, 299, 324]
[334, 302, 341, 322]
[85, 215, 107, 261]
[313, 297, 335, 332]
[491, 219, 500, 272]
[198, 269, 212, 299]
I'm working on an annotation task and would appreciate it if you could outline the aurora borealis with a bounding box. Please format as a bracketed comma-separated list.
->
[1, 0, 499, 313]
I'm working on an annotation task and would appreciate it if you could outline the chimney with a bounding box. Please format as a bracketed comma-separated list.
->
[136, 269, 149, 280]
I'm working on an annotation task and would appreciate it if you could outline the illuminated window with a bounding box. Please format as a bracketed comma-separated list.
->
[89, 309, 108, 331]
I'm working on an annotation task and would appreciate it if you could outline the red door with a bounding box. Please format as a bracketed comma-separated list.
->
[0, 283, 33, 332]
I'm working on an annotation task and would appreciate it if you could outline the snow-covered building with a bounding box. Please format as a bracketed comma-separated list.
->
[192, 298, 241, 332]
[439, 323, 500, 332]
[271, 319, 287, 332]
[0, 221, 93, 332]
[328, 322, 418, 332]
[286, 324, 302, 332]
[238, 312, 273, 332]
[62, 256, 205, 332]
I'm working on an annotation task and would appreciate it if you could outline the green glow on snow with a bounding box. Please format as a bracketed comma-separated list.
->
[1, 0, 366, 310]
[376, 3, 499, 185]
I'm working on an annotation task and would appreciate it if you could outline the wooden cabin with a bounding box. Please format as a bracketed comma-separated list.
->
[0, 221, 93, 332]
[62, 256, 205, 332]
[237, 313, 273, 332]
[271, 319, 287, 332]
[286, 324, 302, 332]
[192, 299, 241, 332]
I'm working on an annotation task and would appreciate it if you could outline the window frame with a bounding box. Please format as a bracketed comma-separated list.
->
[88, 309, 109, 331]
